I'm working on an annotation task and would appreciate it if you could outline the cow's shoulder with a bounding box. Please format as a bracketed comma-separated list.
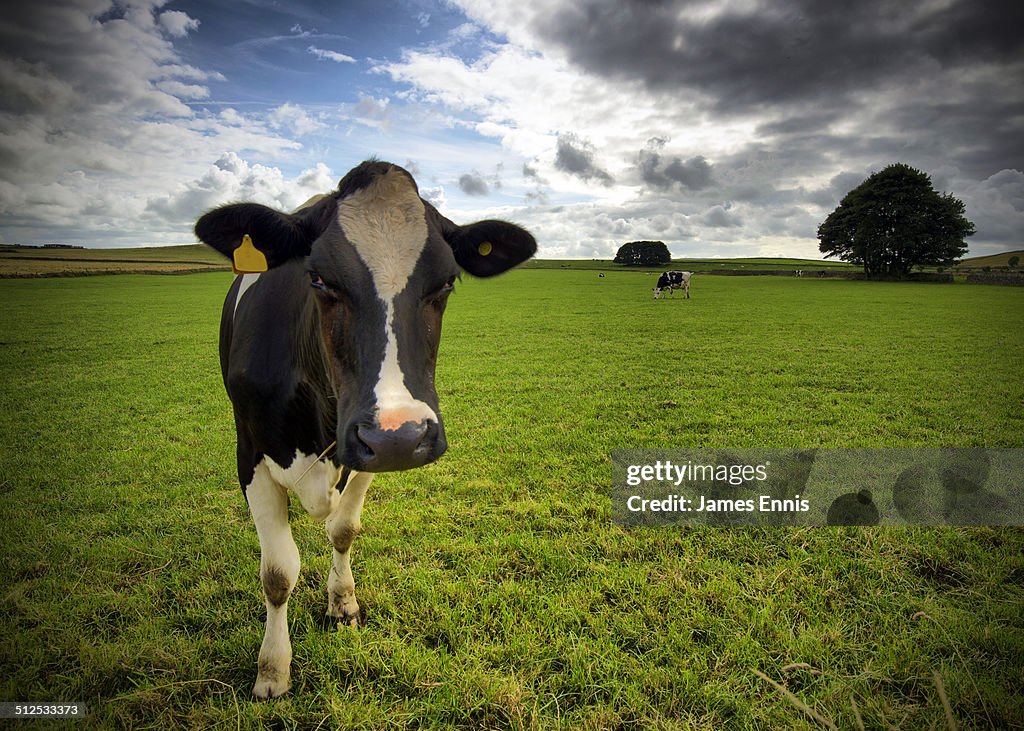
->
[226, 354, 331, 463]
[222, 262, 317, 409]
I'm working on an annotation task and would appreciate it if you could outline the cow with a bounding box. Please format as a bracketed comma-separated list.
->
[194, 160, 536, 699]
[653, 270, 693, 299]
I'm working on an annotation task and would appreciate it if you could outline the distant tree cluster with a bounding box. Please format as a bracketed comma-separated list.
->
[818, 163, 975, 278]
[614, 241, 671, 266]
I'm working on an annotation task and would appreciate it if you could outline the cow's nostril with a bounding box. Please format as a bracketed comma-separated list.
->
[359, 421, 425, 454]
[345, 420, 443, 472]
[352, 425, 377, 461]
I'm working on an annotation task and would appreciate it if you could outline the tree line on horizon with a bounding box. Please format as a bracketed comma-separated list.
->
[613, 163, 976, 278]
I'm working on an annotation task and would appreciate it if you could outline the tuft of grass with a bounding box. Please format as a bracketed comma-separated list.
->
[1, 271, 1022, 728]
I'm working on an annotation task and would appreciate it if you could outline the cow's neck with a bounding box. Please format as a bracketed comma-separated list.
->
[295, 289, 339, 455]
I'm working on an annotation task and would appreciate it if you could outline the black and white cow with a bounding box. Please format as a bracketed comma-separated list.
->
[194, 160, 536, 699]
[653, 270, 693, 299]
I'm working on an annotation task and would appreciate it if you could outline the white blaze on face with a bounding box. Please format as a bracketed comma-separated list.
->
[337, 169, 437, 431]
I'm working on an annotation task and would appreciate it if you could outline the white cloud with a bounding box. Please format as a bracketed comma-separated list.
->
[146, 153, 339, 225]
[158, 10, 199, 38]
[0, 2, 307, 246]
[372, 27, 756, 254]
[420, 185, 446, 208]
[348, 95, 391, 130]
[294, 163, 335, 196]
[155, 80, 210, 99]
[308, 46, 357, 64]
[268, 102, 326, 137]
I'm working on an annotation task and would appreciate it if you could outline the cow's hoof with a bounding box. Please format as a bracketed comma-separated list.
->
[252, 666, 290, 700]
[328, 593, 364, 627]
[328, 605, 365, 628]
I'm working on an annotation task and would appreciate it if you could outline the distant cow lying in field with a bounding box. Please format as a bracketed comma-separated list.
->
[195, 160, 536, 698]
[653, 270, 693, 299]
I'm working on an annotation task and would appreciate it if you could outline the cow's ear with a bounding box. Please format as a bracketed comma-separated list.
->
[195, 203, 319, 269]
[444, 219, 537, 278]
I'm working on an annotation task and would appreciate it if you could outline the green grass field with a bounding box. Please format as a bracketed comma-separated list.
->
[4, 242, 1019, 277]
[519, 257, 857, 273]
[1, 244, 858, 278]
[1, 270, 1022, 729]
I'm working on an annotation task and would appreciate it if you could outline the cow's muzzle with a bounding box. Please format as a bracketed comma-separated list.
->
[343, 418, 447, 472]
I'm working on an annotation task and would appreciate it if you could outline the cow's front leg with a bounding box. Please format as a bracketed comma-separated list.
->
[326, 472, 372, 627]
[247, 466, 300, 699]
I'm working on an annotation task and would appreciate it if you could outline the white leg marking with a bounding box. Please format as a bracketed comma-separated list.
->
[325, 472, 373, 626]
[247, 462, 299, 699]
[264, 452, 374, 627]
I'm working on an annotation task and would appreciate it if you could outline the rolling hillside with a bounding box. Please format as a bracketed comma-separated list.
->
[957, 250, 1023, 269]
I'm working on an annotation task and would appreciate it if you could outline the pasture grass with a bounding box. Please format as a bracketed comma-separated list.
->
[520, 257, 855, 272]
[0, 244, 227, 277]
[1, 244, 855, 278]
[1, 271, 1022, 729]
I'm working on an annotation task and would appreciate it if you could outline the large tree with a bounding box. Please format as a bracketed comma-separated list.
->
[614, 240, 671, 266]
[817, 163, 975, 278]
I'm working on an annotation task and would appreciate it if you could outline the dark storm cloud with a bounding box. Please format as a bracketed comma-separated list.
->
[637, 142, 714, 191]
[503, 0, 1024, 251]
[555, 133, 614, 185]
[806, 171, 868, 208]
[535, 0, 1024, 113]
[874, 96, 1024, 178]
[755, 112, 844, 138]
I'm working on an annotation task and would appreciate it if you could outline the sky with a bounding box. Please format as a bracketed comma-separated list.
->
[0, 0, 1022, 260]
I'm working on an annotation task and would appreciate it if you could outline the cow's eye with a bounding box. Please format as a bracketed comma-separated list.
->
[427, 275, 456, 300]
[309, 271, 327, 291]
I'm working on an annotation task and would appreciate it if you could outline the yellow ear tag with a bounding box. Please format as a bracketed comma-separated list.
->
[232, 234, 268, 275]
[477, 241, 493, 257]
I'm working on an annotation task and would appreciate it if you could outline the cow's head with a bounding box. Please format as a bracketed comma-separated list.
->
[195, 160, 536, 472]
